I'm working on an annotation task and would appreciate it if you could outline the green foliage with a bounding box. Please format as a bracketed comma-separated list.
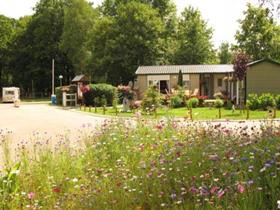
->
[259, 93, 276, 110]
[0, 163, 20, 209]
[2, 120, 280, 209]
[177, 70, 183, 86]
[142, 86, 161, 112]
[218, 42, 233, 64]
[187, 97, 199, 108]
[235, 4, 278, 60]
[83, 83, 116, 106]
[170, 95, 183, 108]
[8, 0, 73, 94]
[60, 0, 98, 74]
[90, 1, 164, 84]
[174, 6, 216, 64]
[214, 99, 224, 108]
[0, 15, 16, 87]
[275, 95, 280, 109]
[247, 94, 260, 110]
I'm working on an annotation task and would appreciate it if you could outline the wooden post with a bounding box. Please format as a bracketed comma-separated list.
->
[273, 107, 277, 118]
[52, 59, 55, 95]
[246, 106, 249, 120]
[103, 105, 106, 115]
[218, 108, 221, 119]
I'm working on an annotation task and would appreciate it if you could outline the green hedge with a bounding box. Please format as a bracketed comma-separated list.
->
[83, 83, 117, 106]
[247, 93, 279, 110]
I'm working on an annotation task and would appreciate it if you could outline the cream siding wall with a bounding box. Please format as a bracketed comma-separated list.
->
[213, 74, 227, 93]
[190, 74, 200, 91]
[136, 75, 147, 99]
[246, 62, 280, 96]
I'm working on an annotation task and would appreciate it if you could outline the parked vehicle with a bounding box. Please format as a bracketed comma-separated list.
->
[2, 87, 20, 103]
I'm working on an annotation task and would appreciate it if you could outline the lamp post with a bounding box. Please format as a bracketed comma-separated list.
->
[59, 75, 63, 87]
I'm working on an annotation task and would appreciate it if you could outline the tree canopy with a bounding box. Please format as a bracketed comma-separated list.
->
[173, 7, 215, 65]
[235, 4, 279, 61]
[1, 0, 280, 97]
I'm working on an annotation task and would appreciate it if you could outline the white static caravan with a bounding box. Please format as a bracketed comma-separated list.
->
[2, 87, 20, 103]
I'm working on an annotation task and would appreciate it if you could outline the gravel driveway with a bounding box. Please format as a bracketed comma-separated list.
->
[0, 103, 106, 143]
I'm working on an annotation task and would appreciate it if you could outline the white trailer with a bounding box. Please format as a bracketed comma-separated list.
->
[2, 87, 20, 103]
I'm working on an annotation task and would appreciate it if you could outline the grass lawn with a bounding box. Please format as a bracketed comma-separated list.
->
[80, 106, 280, 120]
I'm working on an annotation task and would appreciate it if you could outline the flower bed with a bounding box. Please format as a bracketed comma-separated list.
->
[1, 120, 280, 209]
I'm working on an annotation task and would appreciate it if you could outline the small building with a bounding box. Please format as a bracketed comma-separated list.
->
[135, 64, 234, 99]
[135, 58, 280, 103]
[71, 74, 90, 101]
[2, 87, 20, 103]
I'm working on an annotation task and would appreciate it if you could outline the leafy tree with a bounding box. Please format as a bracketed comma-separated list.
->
[90, 1, 164, 85]
[101, 0, 175, 18]
[218, 42, 233, 64]
[9, 0, 72, 96]
[174, 7, 215, 64]
[235, 4, 277, 60]
[101, 0, 177, 65]
[60, 0, 98, 75]
[0, 15, 15, 88]
[233, 52, 250, 106]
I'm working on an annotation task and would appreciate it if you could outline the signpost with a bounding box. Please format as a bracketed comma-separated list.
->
[51, 59, 56, 105]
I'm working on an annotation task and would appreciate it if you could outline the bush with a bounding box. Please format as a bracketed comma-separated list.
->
[142, 86, 161, 112]
[214, 99, 224, 108]
[187, 97, 199, 108]
[170, 95, 183, 108]
[117, 85, 136, 103]
[259, 93, 276, 110]
[275, 95, 280, 110]
[247, 94, 260, 110]
[83, 83, 117, 106]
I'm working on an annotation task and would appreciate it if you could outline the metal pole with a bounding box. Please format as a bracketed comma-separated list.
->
[52, 59, 55, 95]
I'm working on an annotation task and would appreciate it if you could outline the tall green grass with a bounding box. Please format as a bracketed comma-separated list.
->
[1, 120, 280, 209]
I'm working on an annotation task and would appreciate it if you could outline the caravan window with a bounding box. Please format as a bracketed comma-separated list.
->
[5, 91, 14, 95]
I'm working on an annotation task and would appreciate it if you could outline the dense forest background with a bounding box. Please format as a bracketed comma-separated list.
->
[0, 0, 279, 97]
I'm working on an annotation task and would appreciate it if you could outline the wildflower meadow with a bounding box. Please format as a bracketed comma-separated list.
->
[1, 119, 280, 209]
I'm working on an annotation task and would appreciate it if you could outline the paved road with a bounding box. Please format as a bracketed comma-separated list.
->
[0, 103, 106, 144]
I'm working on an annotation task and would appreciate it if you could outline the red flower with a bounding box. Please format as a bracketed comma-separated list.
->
[52, 187, 61, 193]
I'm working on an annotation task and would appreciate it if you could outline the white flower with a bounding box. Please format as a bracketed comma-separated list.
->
[277, 200, 280, 209]
[72, 178, 78, 183]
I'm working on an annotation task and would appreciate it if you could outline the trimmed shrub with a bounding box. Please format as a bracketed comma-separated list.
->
[83, 83, 117, 106]
[275, 95, 280, 110]
[170, 95, 183, 108]
[247, 94, 260, 110]
[187, 97, 199, 108]
[214, 99, 224, 108]
[259, 93, 276, 110]
[142, 86, 161, 112]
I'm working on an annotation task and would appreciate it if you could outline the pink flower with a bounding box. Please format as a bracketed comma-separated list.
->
[237, 183, 245, 193]
[217, 189, 225, 199]
[210, 186, 219, 194]
[28, 192, 35, 200]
